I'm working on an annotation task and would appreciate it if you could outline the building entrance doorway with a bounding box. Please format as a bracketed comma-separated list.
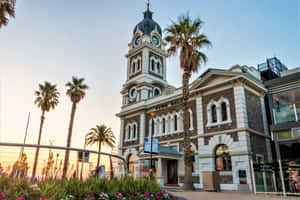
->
[167, 159, 178, 184]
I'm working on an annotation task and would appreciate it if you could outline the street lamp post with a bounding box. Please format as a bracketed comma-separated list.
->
[80, 134, 87, 180]
[150, 111, 156, 178]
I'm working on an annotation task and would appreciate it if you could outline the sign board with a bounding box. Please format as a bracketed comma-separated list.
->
[253, 163, 278, 172]
[292, 127, 300, 138]
[238, 170, 247, 184]
[78, 151, 89, 163]
[144, 137, 159, 154]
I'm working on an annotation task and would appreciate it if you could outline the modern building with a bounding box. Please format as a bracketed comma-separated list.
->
[117, 7, 272, 191]
[259, 58, 300, 193]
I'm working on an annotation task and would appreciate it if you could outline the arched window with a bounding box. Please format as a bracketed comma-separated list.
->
[127, 154, 135, 175]
[133, 124, 136, 139]
[132, 63, 135, 73]
[221, 102, 227, 121]
[190, 145, 195, 173]
[151, 60, 155, 71]
[162, 118, 166, 133]
[211, 105, 217, 123]
[154, 88, 160, 96]
[127, 126, 131, 140]
[157, 62, 160, 73]
[215, 145, 232, 171]
[137, 60, 141, 71]
[174, 115, 178, 131]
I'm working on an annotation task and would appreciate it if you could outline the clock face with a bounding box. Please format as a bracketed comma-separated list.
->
[152, 36, 159, 46]
[129, 87, 137, 98]
[134, 36, 141, 46]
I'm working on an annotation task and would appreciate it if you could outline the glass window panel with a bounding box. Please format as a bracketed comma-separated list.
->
[277, 130, 293, 141]
[272, 88, 300, 105]
[273, 104, 296, 124]
[221, 102, 227, 121]
[215, 145, 232, 171]
[212, 105, 217, 123]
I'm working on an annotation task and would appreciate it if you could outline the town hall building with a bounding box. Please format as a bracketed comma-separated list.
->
[117, 7, 272, 191]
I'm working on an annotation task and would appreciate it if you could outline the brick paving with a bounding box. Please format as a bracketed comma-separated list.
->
[164, 187, 300, 200]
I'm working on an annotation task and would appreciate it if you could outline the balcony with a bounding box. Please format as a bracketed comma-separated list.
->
[273, 103, 300, 125]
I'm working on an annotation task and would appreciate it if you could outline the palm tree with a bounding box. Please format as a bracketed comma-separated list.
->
[32, 81, 60, 178]
[62, 77, 88, 178]
[0, 0, 15, 29]
[86, 124, 116, 170]
[165, 14, 211, 190]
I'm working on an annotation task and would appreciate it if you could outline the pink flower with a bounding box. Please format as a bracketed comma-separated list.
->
[41, 197, 47, 200]
[0, 192, 3, 196]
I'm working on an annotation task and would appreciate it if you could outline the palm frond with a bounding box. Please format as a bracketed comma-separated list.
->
[164, 14, 211, 72]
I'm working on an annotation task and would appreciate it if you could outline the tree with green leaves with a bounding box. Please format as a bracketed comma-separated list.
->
[0, 0, 15, 29]
[62, 77, 88, 178]
[32, 81, 60, 178]
[86, 124, 116, 169]
[165, 14, 211, 190]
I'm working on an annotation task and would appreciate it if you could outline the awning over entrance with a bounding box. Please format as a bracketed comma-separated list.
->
[139, 145, 182, 160]
[159, 146, 182, 156]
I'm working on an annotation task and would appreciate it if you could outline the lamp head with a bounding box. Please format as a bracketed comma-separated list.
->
[150, 111, 156, 117]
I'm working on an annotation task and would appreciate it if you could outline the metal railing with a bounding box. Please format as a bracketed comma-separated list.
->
[0, 142, 126, 179]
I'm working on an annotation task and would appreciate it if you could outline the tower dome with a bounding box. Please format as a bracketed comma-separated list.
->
[133, 8, 162, 36]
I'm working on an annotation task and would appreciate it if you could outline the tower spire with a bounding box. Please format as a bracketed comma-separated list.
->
[144, 0, 152, 19]
[147, 0, 150, 10]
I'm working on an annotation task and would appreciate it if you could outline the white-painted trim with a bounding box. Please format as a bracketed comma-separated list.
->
[206, 97, 232, 127]
[125, 122, 138, 142]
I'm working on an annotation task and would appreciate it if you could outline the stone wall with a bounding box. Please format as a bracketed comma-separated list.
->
[145, 100, 197, 141]
[202, 88, 237, 133]
[245, 89, 264, 133]
[123, 115, 140, 146]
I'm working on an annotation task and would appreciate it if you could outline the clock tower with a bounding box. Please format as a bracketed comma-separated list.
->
[121, 6, 168, 106]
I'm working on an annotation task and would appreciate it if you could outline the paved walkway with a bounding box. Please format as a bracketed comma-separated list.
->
[164, 187, 300, 200]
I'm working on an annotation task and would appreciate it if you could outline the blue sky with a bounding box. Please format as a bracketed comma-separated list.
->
[0, 0, 299, 151]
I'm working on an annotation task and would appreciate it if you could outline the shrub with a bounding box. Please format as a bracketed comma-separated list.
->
[1, 176, 175, 200]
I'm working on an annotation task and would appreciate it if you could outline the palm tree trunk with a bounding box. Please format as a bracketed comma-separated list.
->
[110, 155, 114, 180]
[62, 102, 77, 178]
[182, 71, 194, 190]
[97, 142, 102, 168]
[32, 111, 45, 179]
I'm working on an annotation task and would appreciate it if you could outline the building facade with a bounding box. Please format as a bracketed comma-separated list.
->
[117, 8, 272, 191]
[260, 59, 300, 193]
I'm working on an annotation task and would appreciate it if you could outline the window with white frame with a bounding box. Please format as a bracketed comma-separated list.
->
[130, 56, 142, 76]
[149, 56, 162, 76]
[125, 122, 138, 141]
[207, 97, 232, 127]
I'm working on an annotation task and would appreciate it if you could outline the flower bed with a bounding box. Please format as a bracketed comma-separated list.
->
[0, 176, 177, 200]
[1, 191, 176, 200]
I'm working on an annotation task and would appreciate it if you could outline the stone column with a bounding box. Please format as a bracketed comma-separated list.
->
[157, 158, 164, 186]
[119, 119, 124, 148]
[196, 96, 204, 135]
[163, 57, 167, 81]
[126, 57, 131, 81]
[234, 85, 248, 128]
[143, 48, 149, 73]
[260, 97, 269, 135]
[140, 113, 146, 145]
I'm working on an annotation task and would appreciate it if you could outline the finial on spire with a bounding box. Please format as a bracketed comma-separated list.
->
[147, 0, 150, 11]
